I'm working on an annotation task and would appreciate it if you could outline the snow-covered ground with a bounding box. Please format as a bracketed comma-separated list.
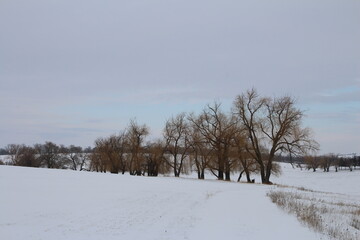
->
[1, 164, 359, 240]
[270, 164, 360, 239]
[272, 164, 360, 196]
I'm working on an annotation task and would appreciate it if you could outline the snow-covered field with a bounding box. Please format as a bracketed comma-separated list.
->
[272, 164, 360, 197]
[1, 164, 359, 240]
[270, 165, 360, 240]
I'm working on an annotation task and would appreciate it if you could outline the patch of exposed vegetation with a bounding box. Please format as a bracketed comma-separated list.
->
[267, 188, 360, 240]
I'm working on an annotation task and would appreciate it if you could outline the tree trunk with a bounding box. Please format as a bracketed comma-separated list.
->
[218, 170, 224, 180]
[218, 148, 224, 180]
[263, 160, 273, 184]
[225, 171, 231, 181]
[259, 164, 266, 183]
[200, 170, 205, 179]
[245, 170, 251, 183]
[237, 170, 244, 182]
[175, 167, 180, 177]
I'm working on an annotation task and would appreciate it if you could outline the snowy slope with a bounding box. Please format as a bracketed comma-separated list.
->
[0, 165, 322, 240]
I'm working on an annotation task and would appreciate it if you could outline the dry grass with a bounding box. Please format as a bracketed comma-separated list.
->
[267, 188, 360, 240]
[350, 217, 360, 230]
[267, 191, 324, 232]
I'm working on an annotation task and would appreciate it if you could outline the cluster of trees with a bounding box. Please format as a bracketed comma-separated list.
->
[89, 89, 317, 184]
[303, 154, 360, 172]
[274, 154, 360, 172]
[1, 89, 318, 184]
[2, 142, 91, 170]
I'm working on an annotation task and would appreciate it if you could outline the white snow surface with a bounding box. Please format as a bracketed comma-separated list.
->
[272, 164, 360, 197]
[2, 164, 357, 240]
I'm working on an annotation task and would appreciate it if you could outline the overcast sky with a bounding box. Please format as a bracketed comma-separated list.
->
[1, 0, 359, 154]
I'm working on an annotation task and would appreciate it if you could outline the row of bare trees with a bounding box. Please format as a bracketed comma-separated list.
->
[304, 154, 360, 172]
[1, 89, 318, 184]
[87, 89, 318, 184]
[90, 121, 156, 175]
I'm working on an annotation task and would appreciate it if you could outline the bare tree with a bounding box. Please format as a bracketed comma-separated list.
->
[61, 145, 79, 170]
[93, 132, 128, 174]
[89, 150, 107, 172]
[330, 154, 340, 172]
[188, 122, 214, 179]
[77, 152, 89, 171]
[61, 145, 89, 171]
[189, 103, 237, 180]
[163, 113, 190, 177]
[233, 89, 318, 184]
[145, 140, 166, 176]
[6, 144, 40, 167]
[36, 142, 65, 169]
[319, 154, 338, 172]
[232, 130, 258, 183]
[338, 156, 355, 171]
[305, 155, 319, 172]
[127, 120, 149, 176]
[5, 144, 25, 165]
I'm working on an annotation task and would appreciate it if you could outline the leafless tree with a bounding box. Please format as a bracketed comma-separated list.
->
[22, 146, 41, 167]
[109, 132, 128, 174]
[330, 154, 340, 172]
[163, 113, 190, 177]
[77, 152, 89, 171]
[304, 155, 319, 172]
[189, 103, 237, 180]
[338, 156, 355, 171]
[145, 140, 166, 176]
[232, 130, 258, 183]
[89, 150, 106, 172]
[319, 154, 338, 172]
[61, 145, 89, 171]
[233, 89, 318, 184]
[5, 144, 25, 165]
[127, 120, 149, 176]
[6, 144, 40, 167]
[93, 132, 128, 174]
[36, 142, 65, 169]
[188, 122, 214, 179]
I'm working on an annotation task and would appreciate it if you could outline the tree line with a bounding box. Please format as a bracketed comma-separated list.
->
[1, 89, 318, 184]
[1, 142, 92, 171]
[304, 154, 360, 172]
[275, 154, 360, 172]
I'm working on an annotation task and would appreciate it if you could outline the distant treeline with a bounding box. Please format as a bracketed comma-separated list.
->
[0, 143, 93, 171]
[0, 146, 93, 156]
[275, 154, 360, 172]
